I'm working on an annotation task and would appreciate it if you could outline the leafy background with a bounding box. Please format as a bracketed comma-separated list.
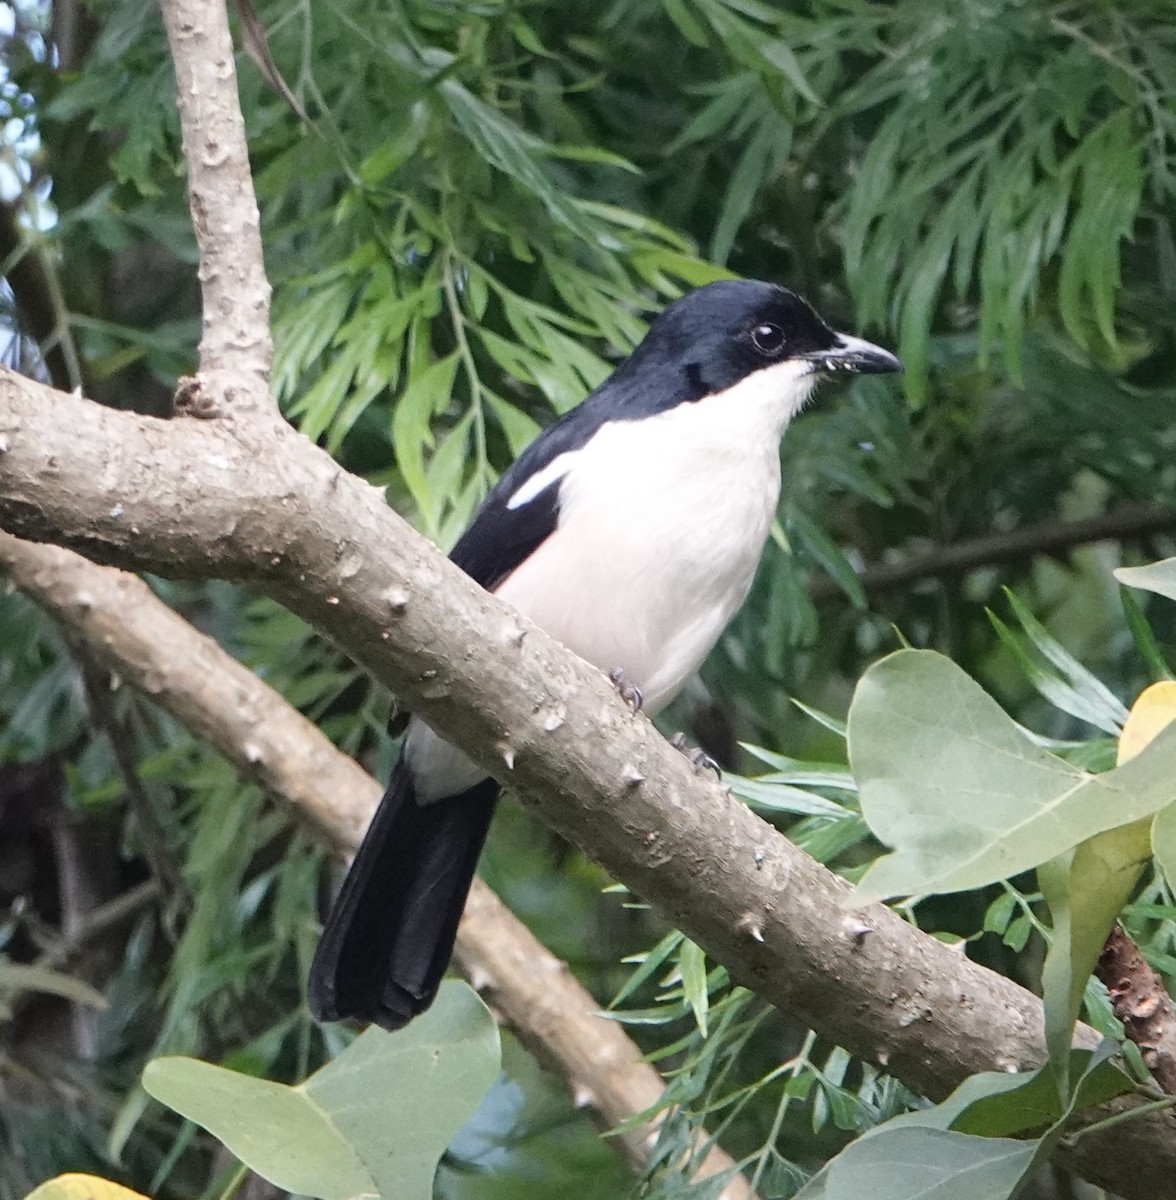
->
[2, 0, 1176, 1197]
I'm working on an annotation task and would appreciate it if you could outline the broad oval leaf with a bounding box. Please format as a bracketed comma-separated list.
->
[143, 1058, 377, 1200]
[143, 980, 500, 1200]
[848, 651, 1176, 903]
[795, 1127, 1036, 1200]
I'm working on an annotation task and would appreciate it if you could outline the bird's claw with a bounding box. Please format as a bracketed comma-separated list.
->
[608, 667, 643, 713]
[670, 732, 721, 778]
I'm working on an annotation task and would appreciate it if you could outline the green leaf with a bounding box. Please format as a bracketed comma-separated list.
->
[1120, 587, 1174, 682]
[789, 508, 866, 610]
[143, 981, 500, 1200]
[1000, 589, 1128, 731]
[848, 651, 1176, 903]
[793, 1126, 1036, 1200]
[727, 775, 849, 818]
[486, 392, 542, 458]
[738, 744, 857, 789]
[1038, 826, 1149, 1093]
[662, 0, 709, 48]
[611, 929, 685, 1009]
[678, 939, 709, 1036]
[440, 81, 590, 236]
[145, 1060, 375, 1200]
[790, 698, 847, 738]
[982, 890, 1017, 936]
[1116, 558, 1176, 602]
[392, 350, 461, 536]
[799, 1040, 1128, 1200]
[946, 1051, 1129, 1138]
[1154, 804, 1176, 893]
[1126, 683, 1176, 895]
[710, 121, 785, 264]
[988, 607, 1122, 735]
[884, 1042, 1126, 1139]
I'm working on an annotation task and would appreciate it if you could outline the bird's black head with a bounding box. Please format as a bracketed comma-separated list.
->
[607, 279, 900, 414]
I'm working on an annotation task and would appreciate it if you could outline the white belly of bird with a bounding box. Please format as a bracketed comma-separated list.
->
[406, 357, 814, 801]
[498, 418, 780, 711]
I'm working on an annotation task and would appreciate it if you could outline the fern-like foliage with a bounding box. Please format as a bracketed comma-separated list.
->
[840, 0, 1176, 398]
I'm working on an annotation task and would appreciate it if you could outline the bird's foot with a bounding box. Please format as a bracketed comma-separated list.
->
[607, 667, 643, 714]
[670, 732, 721, 779]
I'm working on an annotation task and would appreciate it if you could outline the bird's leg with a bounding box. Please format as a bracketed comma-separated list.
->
[607, 667, 643, 714]
[670, 732, 721, 779]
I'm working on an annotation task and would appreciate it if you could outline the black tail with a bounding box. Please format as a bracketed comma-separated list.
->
[308, 760, 498, 1030]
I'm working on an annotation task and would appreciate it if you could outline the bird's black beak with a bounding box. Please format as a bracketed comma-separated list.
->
[807, 334, 902, 376]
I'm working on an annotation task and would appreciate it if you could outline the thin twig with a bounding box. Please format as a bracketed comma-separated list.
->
[2, 881, 160, 1031]
[34, 879, 162, 974]
[80, 660, 190, 917]
[808, 503, 1176, 602]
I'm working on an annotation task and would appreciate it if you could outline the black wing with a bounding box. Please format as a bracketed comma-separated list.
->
[448, 395, 615, 593]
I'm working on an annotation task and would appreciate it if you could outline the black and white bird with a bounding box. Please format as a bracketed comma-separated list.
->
[309, 278, 900, 1030]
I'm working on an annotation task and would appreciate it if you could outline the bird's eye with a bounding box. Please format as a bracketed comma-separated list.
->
[751, 323, 786, 356]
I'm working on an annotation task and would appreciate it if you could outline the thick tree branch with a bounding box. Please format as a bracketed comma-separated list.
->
[0, 530, 752, 1197]
[1, 376, 1173, 1197]
[160, 0, 272, 388]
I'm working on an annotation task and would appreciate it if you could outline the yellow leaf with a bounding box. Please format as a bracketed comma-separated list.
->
[1118, 681, 1176, 764]
[24, 1175, 149, 1200]
[1119, 682, 1176, 892]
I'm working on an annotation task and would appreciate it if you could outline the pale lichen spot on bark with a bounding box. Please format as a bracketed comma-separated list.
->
[337, 550, 364, 579]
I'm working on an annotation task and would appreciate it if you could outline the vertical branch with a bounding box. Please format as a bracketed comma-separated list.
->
[159, 0, 273, 388]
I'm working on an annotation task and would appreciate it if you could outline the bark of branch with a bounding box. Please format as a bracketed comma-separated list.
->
[0, 530, 753, 1197]
[1, 377, 1174, 1197]
[159, 0, 272, 389]
[1097, 925, 1176, 1096]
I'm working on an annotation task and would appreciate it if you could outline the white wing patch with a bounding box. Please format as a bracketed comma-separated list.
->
[505, 450, 580, 510]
